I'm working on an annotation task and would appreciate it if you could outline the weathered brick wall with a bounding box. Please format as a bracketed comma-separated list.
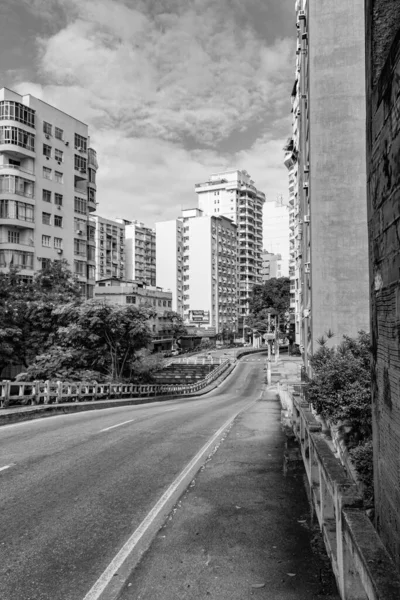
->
[366, 0, 400, 568]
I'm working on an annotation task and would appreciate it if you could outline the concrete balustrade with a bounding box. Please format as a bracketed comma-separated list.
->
[0, 360, 232, 408]
[278, 382, 400, 600]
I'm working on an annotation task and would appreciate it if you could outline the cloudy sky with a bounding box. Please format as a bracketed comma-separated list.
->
[1, 0, 295, 262]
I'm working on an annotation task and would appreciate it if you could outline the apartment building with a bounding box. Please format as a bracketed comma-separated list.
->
[261, 251, 283, 281]
[284, 1, 369, 368]
[0, 87, 98, 297]
[155, 218, 184, 314]
[156, 209, 237, 334]
[91, 215, 125, 281]
[116, 219, 156, 286]
[195, 169, 265, 334]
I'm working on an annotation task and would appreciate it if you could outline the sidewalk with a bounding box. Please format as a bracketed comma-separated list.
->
[118, 377, 339, 599]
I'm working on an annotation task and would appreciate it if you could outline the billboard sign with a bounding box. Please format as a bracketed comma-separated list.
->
[189, 310, 210, 324]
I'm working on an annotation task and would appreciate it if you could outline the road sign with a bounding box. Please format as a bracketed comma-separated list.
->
[263, 333, 275, 341]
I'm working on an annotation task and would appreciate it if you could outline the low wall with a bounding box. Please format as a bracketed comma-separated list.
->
[278, 382, 400, 600]
[0, 360, 232, 408]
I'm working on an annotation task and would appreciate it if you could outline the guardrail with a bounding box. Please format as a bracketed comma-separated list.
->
[0, 360, 233, 408]
[278, 382, 400, 600]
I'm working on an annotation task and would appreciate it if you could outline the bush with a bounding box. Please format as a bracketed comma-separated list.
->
[350, 440, 374, 506]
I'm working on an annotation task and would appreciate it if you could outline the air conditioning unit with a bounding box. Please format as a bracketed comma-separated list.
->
[80, 169, 86, 174]
[57, 249, 63, 254]
[298, 10, 306, 20]
[304, 215, 310, 223]
[65, 141, 69, 146]
[57, 205, 62, 209]
[57, 161, 61, 165]
[302, 32, 308, 40]
[78, 147, 84, 152]
[45, 134, 50, 140]
[77, 230, 83, 235]
[46, 156, 49, 160]
[303, 181, 309, 189]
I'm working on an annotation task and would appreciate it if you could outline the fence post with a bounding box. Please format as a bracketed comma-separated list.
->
[3, 380, 10, 408]
[44, 380, 50, 404]
[56, 380, 63, 404]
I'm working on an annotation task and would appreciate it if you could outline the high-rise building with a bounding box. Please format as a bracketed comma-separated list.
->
[155, 218, 184, 314]
[92, 215, 125, 280]
[156, 208, 238, 334]
[261, 251, 283, 281]
[284, 1, 369, 366]
[116, 219, 156, 286]
[195, 169, 265, 335]
[0, 87, 98, 297]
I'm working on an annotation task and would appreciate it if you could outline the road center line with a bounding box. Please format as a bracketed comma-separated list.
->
[0, 464, 14, 473]
[100, 419, 135, 433]
[82, 397, 258, 600]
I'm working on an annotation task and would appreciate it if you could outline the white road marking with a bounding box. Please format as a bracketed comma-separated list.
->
[82, 397, 258, 600]
[100, 419, 135, 432]
[0, 464, 14, 473]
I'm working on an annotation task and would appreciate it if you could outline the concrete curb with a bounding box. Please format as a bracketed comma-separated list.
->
[0, 363, 237, 427]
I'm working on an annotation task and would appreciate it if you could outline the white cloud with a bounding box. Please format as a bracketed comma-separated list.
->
[12, 0, 293, 258]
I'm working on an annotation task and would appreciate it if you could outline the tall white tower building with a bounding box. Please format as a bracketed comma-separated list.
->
[0, 87, 98, 297]
[156, 209, 237, 334]
[116, 219, 156, 286]
[194, 169, 265, 335]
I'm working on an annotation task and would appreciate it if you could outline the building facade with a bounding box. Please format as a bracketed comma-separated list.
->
[366, 0, 400, 569]
[156, 209, 237, 335]
[261, 251, 283, 281]
[0, 87, 98, 297]
[92, 215, 125, 281]
[284, 1, 369, 368]
[195, 169, 265, 335]
[181, 208, 237, 335]
[116, 219, 156, 286]
[155, 218, 183, 314]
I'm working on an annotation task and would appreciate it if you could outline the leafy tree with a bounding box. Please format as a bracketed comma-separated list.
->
[25, 301, 154, 382]
[305, 331, 372, 446]
[248, 277, 290, 336]
[0, 262, 82, 374]
[163, 311, 188, 340]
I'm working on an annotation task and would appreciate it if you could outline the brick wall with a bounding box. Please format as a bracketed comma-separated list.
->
[366, 0, 400, 568]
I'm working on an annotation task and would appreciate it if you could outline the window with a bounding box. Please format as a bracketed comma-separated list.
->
[87, 246, 95, 261]
[0, 250, 34, 270]
[43, 122, 52, 136]
[74, 196, 87, 214]
[54, 193, 63, 206]
[42, 212, 51, 225]
[42, 235, 51, 247]
[74, 218, 86, 235]
[43, 166, 52, 180]
[55, 127, 63, 140]
[43, 144, 51, 158]
[74, 239, 86, 256]
[89, 168, 96, 184]
[55, 171, 63, 183]
[74, 155, 87, 172]
[55, 148, 63, 162]
[126, 296, 136, 304]
[88, 265, 96, 280]
[54, 215, 63, 228]
[43, 189, 51, 203]
[8, 230, 20, 244]
[1, 200, 34, 222]
[54, 237, 63, 249]
[74, 260, 86, 275]
[74, 133, 87, 152]
[0, 101, 35, 128]
[0, 126, 35, 151]
[168, 300, 171, 307]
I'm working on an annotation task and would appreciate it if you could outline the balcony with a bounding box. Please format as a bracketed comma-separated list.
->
[0, 164, 35, 181]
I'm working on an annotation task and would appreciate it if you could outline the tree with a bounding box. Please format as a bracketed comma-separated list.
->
[25, 301, 154, 382]
[305, 331, 372, 446]
[248, 277, 290, 336]
[163, 311, 188, 341]
[0, 262, 82, 374]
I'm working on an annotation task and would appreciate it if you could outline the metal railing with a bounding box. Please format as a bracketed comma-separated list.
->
[0, 360, 232, 408]
[278, 382, 400, 600]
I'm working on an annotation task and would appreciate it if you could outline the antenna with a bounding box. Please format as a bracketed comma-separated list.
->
[275, 194, 284, 207]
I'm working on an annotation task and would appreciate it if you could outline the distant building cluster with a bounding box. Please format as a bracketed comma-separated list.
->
[0, 93, 268, 342]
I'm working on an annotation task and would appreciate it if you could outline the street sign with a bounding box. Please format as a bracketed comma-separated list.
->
[263, 333, 275, 341]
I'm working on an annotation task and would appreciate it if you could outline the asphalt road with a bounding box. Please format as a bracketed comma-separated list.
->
[0, 354, 267, 600]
